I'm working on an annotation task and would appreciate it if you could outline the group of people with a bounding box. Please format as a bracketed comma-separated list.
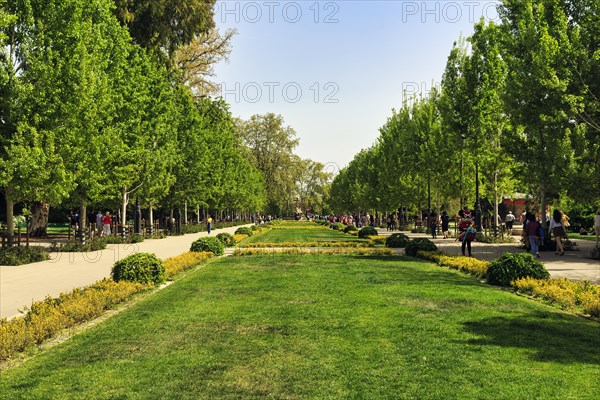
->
[70, 210, 113, 236]
[522, 209, 569, 258]
[328, 213, 375, 228]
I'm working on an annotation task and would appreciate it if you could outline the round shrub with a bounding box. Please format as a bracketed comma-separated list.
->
[358, 226, 378, 238]
[386, 233, 410, 248]
[344, 225, 358, 233]
[216, 232, 236, 247]
[487, 253, 550, 287]
[331, 222, 345, 231]
[404, 238, 438, 257]
[235, 227, 253, 236]
[111, 253, 166, 285]
[250, 225, 259, 231]
[191, 237, 225, 256]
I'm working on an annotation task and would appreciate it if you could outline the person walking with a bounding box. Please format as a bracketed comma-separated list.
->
[441, 211, 450, 239]
[456, 219, 476, 257]
[549, 209, 566, 256]
[101, 211, 112, 236]
[428, 212, 437, 239]
[524, 213, 541, 258]
[207, 215, 213, 234]
[505, 211, 515, 236]
[96, 210, 103, 235]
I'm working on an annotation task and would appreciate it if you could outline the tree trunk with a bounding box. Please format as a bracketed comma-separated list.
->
[121, 187, 128, 237]
[79, 201, 87, 240]
[149, 205, 154, 236]
[494, 171, 499, 237]
[184, 201, 188, 225]
[197, 206, 201, 224]
[29, 201, 50, 237]
[6, 196, 14, 246]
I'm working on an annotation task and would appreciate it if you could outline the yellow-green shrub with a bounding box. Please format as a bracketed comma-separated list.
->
[0, 279, 149, 361]
[514, 277, 600, 318]
[242, 241, 373, 248]
[233, 234, 249, 243]
[164, 252, 213, 278]
[368, 235, 388, 245]
[417, 251, 489, 278]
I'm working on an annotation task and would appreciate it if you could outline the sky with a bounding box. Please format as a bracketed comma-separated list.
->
[213, 0, 502, 173]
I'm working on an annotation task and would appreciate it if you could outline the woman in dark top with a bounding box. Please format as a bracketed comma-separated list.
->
[441, 211, 450, 239]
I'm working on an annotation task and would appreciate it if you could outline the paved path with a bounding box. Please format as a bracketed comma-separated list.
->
[0, 225, 250, 319]
[378, 229, 600, 283]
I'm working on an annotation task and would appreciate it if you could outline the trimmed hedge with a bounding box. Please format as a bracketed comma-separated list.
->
[331, 222, 345, 231]
[404, 238, 438, 257]
[164, 252, 214, 278]
[344, 225, 358, 233]
[0, 279, 149, 361]
[216, 232, 236, 247]
[0, 247, 49, 265]
[190, 236, 225, 256]
[386, 233, 409, 248]
[234, 227, 254, 236]
[358, 226, 378, 238]
[487, 253, 549, 287]
[111, 253, 166, 285]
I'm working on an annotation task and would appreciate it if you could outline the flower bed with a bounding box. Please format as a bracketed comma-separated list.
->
[242, 241, 373, 248]
[417, 251, 490, 278]
[0, 279, 150, 361]
[164, 252, 214, 278]
[514, 277, 600, 318]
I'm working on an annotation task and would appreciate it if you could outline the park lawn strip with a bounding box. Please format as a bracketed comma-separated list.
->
[240, 226, 363, 244]
[0, 255, 598, 399]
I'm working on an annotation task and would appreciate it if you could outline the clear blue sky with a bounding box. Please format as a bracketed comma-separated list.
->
[213, 1, 501, 172]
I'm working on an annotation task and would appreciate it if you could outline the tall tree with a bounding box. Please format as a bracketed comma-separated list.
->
[236, 113, 301, 216]
[500, 0, 580, 226]
[174, 27, 236, 97]
[113, 0, 216, 60]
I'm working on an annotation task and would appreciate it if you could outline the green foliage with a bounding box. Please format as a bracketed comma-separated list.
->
[216, 232, 236, 247]
[190, 237, 225, 256]
[358, 226, 378, 238]
[487, 253, 550, 287]
[55, 238, 108, 252]
[404, 238, 438, 257]
[331, 222, 345, 231]
[234, 227, 253, 236]
[111, 253, 166, 285]
[0, 247, 49, 265]
[385, 233, 410, 248]
[343, 224, 358, 233]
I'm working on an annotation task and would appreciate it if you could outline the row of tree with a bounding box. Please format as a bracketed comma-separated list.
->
[330, 0, 599, 229]
[1, 0, 334, 244]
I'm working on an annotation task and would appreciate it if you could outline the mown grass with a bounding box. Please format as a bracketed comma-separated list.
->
[241, 223, 362, 244]
[1, 255, 598, 399]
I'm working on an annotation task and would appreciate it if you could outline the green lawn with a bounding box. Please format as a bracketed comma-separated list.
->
[567, 232, 599, 241]
[1, 255, 598, 399]
[242, 224, 363, 244]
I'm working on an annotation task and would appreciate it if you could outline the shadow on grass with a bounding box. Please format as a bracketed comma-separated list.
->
[461, 312, 600, 364]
